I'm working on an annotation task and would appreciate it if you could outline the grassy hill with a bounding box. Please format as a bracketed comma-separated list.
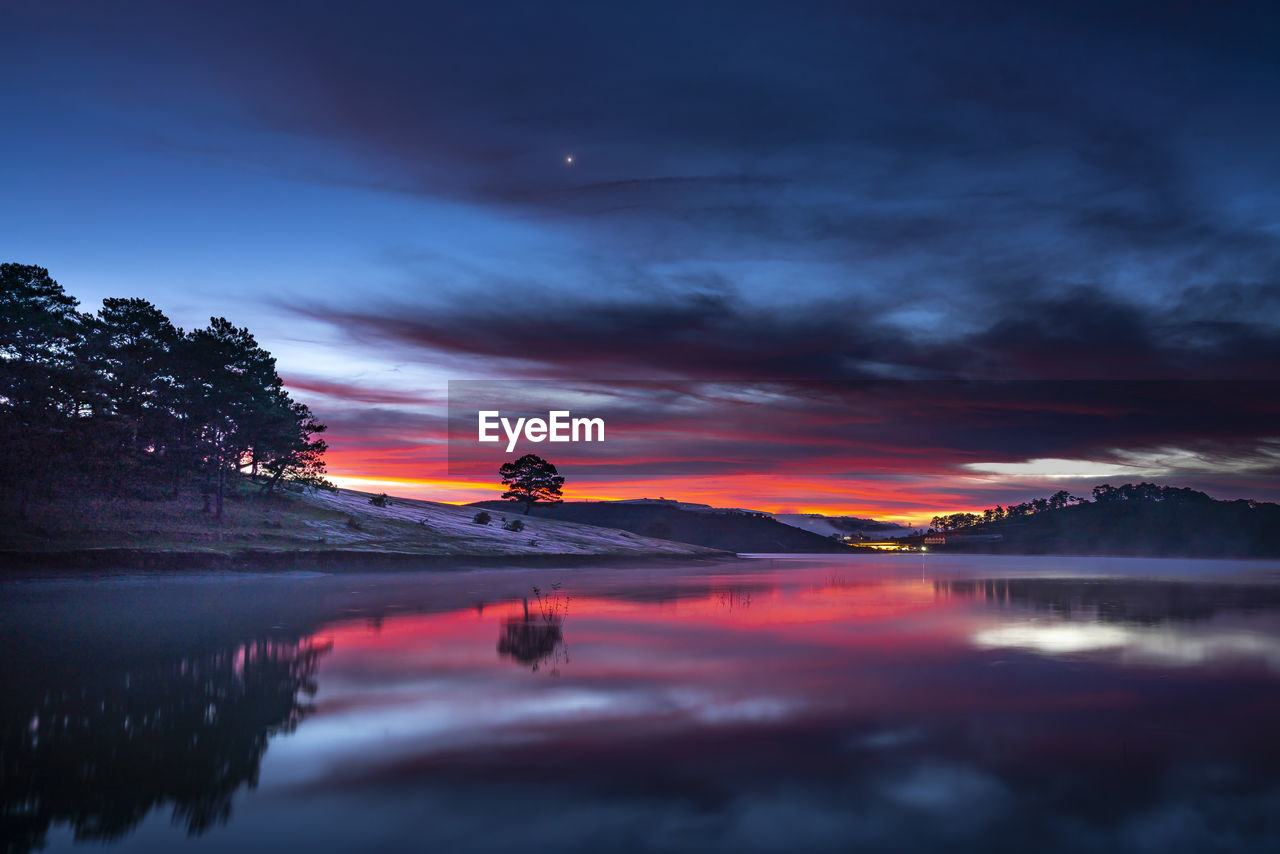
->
[0, 486, 723, 564]
[472, 500, 846, 554]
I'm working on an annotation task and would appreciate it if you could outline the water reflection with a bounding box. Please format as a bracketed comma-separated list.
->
[936, 577, 1280, 667]
[2, 559, 1280, 853]
[715, 589, 753, 612]
[935, 576, 1280, 622]
[0, 636, 329, 853]
[497, 586, 570, 673]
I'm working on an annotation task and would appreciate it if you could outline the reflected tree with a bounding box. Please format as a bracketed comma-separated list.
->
[497, 585, 570, 674]
[715, 589, 753, 612]
[933, 577, 1280, 624]
[0, 636, 331, 853]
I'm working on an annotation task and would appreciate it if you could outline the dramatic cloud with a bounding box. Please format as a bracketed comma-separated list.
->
[7, 1, 1280, 513]
[281, 375, 440, 407]
[304, 284, 1280, 381]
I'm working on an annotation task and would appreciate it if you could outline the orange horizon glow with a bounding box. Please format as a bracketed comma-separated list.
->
[324, 469, 1000, 524]
[313, 410, 1030, 523]
[317, 434, 1054, 523]
[300, 376, 1280, 524]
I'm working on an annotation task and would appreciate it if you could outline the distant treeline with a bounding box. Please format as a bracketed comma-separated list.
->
[931, 489, 1086, 531]
[0, 263, 329, 518]
[928, 482, 1280, 557]
[930, 483, 1267, 533]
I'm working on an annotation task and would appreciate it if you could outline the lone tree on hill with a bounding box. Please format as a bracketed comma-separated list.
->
[499, 454, 564, 515]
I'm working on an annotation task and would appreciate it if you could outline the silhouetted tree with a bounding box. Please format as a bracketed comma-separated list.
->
[1047, 490, 1079, 510]
[930, 512, 981, 531]
[0, 264, 94, 516]
[253, 399, 330, 494]
[1, 263, 330, 520]
[499, 454, 565, 515]
[81, 297, 184, 489]
[179, 318, 310, 518]
[1091, 482, 1211, 505]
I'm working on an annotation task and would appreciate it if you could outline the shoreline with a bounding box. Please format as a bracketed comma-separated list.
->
[0, 547, 738, 574]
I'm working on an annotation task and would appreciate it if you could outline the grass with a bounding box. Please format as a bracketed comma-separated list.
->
[0, 478, 720, 558]
[0, 485, 354, 554]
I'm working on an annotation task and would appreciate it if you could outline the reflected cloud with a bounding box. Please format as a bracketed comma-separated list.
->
[973, 622, 1131, 654]
[974, 620, 1280, 669]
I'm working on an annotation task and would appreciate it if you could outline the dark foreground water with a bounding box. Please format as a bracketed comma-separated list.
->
[3, 555, 1280, 853]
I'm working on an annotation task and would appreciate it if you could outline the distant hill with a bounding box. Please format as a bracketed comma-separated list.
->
[471, 500, 845, 554]
[925, 487, 1280, 558]
[773, 513, 913, 539]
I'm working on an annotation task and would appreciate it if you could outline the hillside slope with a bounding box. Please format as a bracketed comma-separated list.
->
[772, 513, 912, 539]
[472, 500, 845, 553]
[300, 490, 721, 556]
[0, 487, 722, 560]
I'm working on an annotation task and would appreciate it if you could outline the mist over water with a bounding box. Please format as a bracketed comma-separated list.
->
[4, 555, 1280, 853]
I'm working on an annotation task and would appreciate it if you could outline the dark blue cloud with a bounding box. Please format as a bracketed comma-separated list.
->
[6, 0, 1280, 502]
[10, 1, 1280, 318]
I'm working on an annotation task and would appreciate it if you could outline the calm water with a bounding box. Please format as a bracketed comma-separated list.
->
[3, 554, 1280, 853]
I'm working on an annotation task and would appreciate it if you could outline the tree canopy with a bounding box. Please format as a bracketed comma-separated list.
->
[0, 262, 330, 519]
[499, 454, 565, 514]
[931, 489, 1086, 532]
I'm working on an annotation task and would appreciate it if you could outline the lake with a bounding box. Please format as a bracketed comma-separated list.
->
[3, 554, 1280, 853]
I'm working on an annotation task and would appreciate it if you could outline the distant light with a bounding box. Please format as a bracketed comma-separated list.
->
[565, 155, 574, 164]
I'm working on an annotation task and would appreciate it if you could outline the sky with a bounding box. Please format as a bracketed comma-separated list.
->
[4, 1, 1280, 522]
